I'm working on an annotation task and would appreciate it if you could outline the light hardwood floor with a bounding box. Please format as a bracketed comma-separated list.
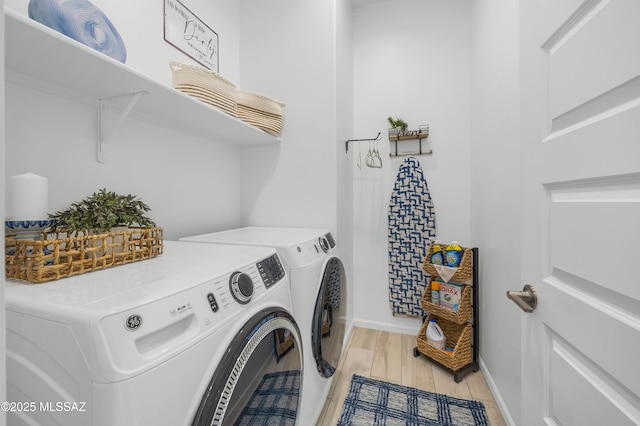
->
[316, 327, 506, 426]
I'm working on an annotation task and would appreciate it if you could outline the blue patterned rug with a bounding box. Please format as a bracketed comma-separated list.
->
[338, 375, 489, 426]
[233, 370, 300, 425]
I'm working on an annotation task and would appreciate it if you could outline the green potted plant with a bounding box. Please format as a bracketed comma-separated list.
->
[387, 116, 408, 137]
[49, 188, 155, 234]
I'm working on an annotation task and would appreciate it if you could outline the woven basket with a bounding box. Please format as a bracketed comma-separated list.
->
[424, 245, 473, 283]
[170, 61, 237, 97]
[170, 61, 237, 116]
[237, 91, 285, 136]
[174, 84, 238, 117]
[421, 281, 472, 324]
[237, 91, 285, 115]
[237, 106, 283, 136]
[275, 329, 294, 357]
[416, 314, 473, 371]
[5, 227, 163, 283]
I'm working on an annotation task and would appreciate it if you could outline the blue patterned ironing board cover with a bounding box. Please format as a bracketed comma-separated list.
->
[387, 157, 436, 317]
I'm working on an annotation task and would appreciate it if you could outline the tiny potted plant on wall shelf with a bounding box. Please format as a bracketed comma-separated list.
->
[49, 188, 155, 235]
[387, 116, 408, 138]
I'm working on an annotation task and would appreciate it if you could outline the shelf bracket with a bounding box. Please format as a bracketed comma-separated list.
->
[98, 91, 148, 163]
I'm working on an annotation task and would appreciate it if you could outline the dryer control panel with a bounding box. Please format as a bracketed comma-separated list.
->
[284, 237, 332, 267]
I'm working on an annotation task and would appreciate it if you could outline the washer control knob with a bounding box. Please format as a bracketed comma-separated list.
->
[318, 236, 330, 253]
[229, 272, 254, 304]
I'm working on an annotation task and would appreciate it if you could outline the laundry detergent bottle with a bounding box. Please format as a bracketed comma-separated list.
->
[431, 280, 440, 305]
[426, 319, 446, 349]
[445, 241, 463, 267]
[430, 240, 444, 265]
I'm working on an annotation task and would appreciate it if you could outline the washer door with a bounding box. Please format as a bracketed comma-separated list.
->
[192, 309, 302, 426]
[312, 257, 346, 378]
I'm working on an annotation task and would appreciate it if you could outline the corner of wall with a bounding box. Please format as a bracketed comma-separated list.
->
[469, 0, 522, 423]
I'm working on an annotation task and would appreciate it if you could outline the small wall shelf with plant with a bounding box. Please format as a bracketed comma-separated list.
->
[5, 189, 163, 283]
[387, 117, 431, 157]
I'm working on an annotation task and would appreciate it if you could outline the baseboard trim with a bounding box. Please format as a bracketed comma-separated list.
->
[478, 357, 516, 426]
[352, 318, 421, 336]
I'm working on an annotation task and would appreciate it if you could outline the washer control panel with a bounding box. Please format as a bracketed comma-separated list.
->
[206, 292, 219, 312]
[257, 254, 285, 288]
[97, 252, 288, 377]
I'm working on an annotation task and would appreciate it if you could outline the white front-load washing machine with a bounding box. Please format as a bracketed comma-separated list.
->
[181, 227, 349, 424]
[5, 240, 303, 426]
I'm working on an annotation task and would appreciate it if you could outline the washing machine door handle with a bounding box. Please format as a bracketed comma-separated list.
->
[229, 272, 254, 304]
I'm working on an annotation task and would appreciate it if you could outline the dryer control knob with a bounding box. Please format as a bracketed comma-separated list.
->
[229, 272, 254, 304]
[318, 236, 330, 253]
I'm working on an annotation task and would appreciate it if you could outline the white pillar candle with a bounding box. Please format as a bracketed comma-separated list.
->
[10, 173, 49, 220]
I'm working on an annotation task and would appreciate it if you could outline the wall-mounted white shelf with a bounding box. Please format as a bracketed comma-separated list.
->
[4, 8, 280, 158]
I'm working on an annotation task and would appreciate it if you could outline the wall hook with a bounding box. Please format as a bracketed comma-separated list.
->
[345, 132, 381, 153]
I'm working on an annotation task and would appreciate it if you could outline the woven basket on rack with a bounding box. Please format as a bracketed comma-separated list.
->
[423, 246, 473, 283]
[416, 314, 473, 371]
[421, 281, 473, 324]
[5, 227, 163, 283]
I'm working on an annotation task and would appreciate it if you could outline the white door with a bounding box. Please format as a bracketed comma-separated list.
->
[518, 0, 640, 424]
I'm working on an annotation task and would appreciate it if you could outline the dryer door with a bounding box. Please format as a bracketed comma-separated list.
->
[192, 309, 302, 426]
[311, 257, 346, 378]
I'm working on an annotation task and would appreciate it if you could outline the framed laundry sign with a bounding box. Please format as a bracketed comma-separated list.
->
[164, 0, 219, 71]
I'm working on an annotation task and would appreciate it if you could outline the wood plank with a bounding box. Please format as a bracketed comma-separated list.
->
[316, 328, 505, 426]
[371, 330, 402, 383]
[401, 333, 436, 392]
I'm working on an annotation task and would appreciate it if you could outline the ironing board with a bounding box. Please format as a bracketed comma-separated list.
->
[387, 157, 436, 317]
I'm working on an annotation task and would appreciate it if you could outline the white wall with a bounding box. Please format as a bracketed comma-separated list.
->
[237, 0, 351, 330]
[470, 0, 520, 423]
[4, 82, 245, 240]
[335, 0, 355, 333]
[237, 0, 340, 234]
[4, 0, 260, 241]
[351, 0, 472, 334]
[5, 0, 241, 86]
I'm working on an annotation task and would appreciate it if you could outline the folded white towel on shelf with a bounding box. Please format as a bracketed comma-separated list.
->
[434, 264, 458, 283]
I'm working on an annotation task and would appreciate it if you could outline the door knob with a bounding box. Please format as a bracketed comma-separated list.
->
[506, 284, 537, 313]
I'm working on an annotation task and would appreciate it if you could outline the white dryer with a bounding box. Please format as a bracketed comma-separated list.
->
[5, 241, 303, 426]
[181, 227, 348, 424]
